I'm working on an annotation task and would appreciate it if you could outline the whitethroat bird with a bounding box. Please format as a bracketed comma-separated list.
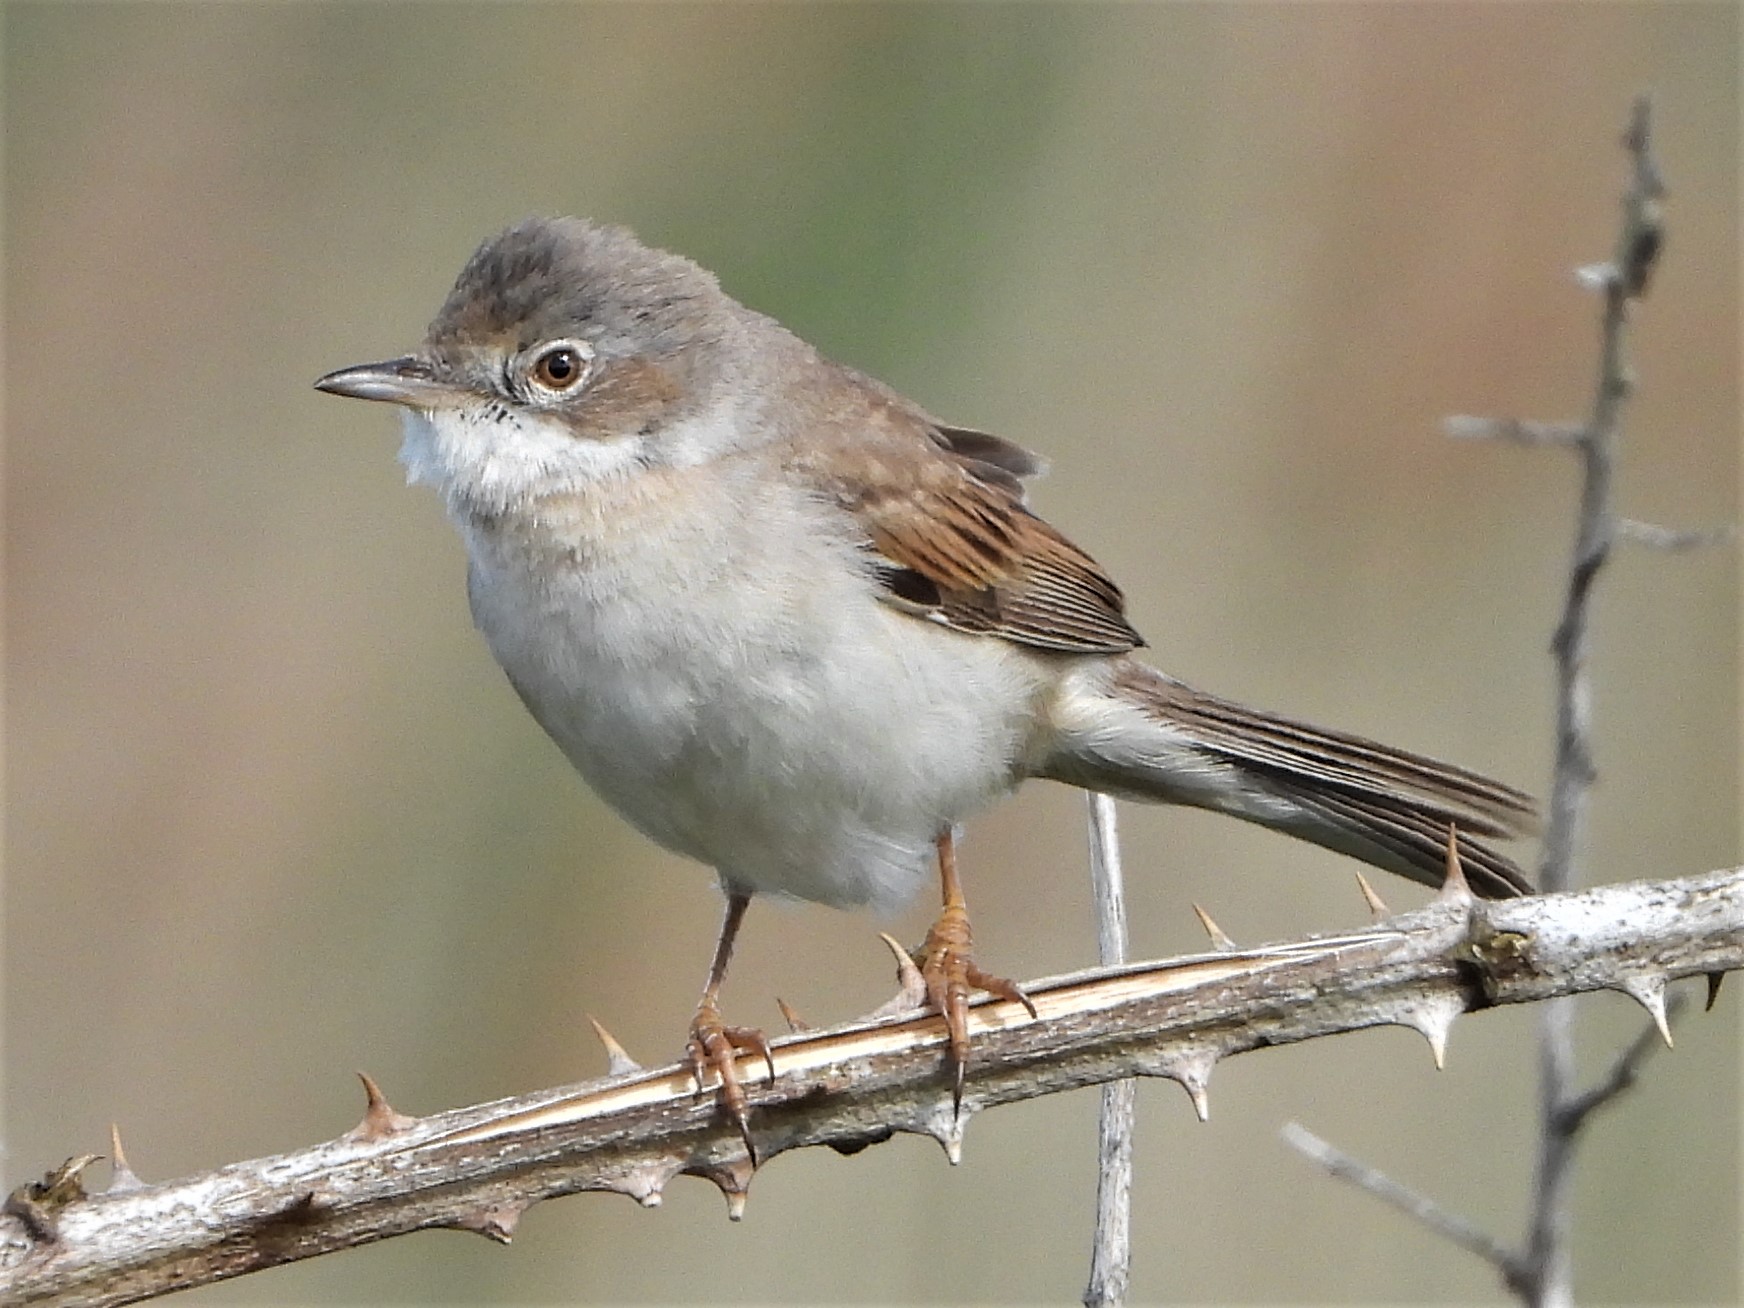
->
[316, 218, 1534, 1150]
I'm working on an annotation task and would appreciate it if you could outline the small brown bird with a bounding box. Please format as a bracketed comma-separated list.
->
[317, 218, 1534, 1145]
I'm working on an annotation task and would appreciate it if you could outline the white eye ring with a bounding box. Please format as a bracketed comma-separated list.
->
[524, 339, 595, 398]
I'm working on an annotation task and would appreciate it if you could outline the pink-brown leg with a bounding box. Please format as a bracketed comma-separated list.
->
[685, 891, 775, 1158]
[916, 832, 1037, 1109]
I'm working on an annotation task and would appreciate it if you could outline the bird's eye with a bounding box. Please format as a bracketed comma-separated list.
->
[528, 340, 593, 394]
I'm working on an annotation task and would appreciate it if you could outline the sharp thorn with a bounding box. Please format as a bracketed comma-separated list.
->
[907, 1097, 970, 1164]
[877, 930, 928, 1008]
[106, 1123, 144, 1193]
[705, 1157, 755, 1221]
[453, 1202, 525, 1244]
[1705, 971, 1725, 1012]
[1353, 871, 1390, 920]
[938, 1104, 968, 1165]
[606, 1161, 677, 1208]
[1619, 976, 1674, 1048]
[1435, 826, 1474, 907]
[1192, 903, 1237, 951]
[775, 997, 812, 1033]
[586, 1015, 643, 1076]
[1183, 1078, 1210, 1122]
[347, 1071, 417, 1142]
[1152, 1049, 1216, 1121]
[1391, 994, 1462, 1069]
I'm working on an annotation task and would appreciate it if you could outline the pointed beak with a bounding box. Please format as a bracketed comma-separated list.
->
[313, 355, 471, 409]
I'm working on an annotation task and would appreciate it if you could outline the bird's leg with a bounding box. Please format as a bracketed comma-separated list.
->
[916, 831, 1038, 1109]
[686, 891, 775, 1157]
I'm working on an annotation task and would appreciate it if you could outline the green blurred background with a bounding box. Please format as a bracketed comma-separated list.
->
[6, 3, 1738, 1303]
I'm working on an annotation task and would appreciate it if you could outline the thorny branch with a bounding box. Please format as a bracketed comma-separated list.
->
[10, 97, 1730, 1308]
[5, 865, 1742, 1308]
[1296, 95, 1733, 1308]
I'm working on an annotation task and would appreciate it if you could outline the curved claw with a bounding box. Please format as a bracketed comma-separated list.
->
[687, 1004, 775, 1161]
[916, 902, 1033, 1112]
[964, 964, 1038, 1020]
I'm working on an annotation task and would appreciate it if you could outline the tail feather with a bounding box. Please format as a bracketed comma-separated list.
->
[1042, 660, 1537, 898]
[1288, 784, 1532, 897]
[1160, 682, 1534, 833]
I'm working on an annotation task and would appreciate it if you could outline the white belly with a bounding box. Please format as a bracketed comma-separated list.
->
[461, 474, 1051, 912]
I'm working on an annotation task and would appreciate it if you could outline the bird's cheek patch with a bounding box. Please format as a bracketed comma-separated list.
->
[565, 359, 682, 441]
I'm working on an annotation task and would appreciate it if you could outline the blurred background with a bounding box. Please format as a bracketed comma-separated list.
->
[6, 4, 1737, 1303]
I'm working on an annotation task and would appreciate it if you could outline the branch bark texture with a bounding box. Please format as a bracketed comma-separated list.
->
[5, 866, 1740, 1308]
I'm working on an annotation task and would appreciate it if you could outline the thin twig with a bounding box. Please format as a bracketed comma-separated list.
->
[1299, 96, 1695, 1306]
[1616, 518, 1737, 552]
[1288, 988, 1692, 1295]
[1443, 416, 1588, 447]
[1523, 91, 1663, 1308]
[1084, 793, 1134, 1308]
[1557, 992, 1689, 1132]
[1282, 1124, 1524, 1283]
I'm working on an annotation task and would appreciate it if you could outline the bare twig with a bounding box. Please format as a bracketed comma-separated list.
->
[1556, 992, 1689, 1132]
[1443, 416, 1588, 447]
[1616, 517, 1737, 552]
[1282, 1124, 1524, 1282]
[1084, 793, 1134, 1308]
[1299, 96, 1708, 1307]
[1523, 91, 1664, 1308]
[5, 867, 1740, 1308]
[1287, 992, 1692, 1296]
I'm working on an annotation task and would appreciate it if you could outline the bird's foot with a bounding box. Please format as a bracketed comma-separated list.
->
[686, 998, 775, 1160]
[913, 902, 1038, 1110]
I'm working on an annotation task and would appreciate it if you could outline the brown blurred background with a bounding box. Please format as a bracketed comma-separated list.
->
[6, 4, 1737, 1303]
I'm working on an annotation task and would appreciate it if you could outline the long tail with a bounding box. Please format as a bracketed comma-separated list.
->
[1040, 659, 1537, 898]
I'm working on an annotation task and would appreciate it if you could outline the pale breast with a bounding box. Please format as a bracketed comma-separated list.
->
[460, 464, 1054, 912]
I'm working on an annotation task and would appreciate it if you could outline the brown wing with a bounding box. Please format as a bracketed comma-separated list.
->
[792, 383, 1142, 655]
[932, 424, 1047, 496]
[861, 481, 1142, 653]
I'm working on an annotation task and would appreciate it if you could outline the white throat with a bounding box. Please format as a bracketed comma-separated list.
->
[397, 405, 650, 520]
[397, 393, 761, 524]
